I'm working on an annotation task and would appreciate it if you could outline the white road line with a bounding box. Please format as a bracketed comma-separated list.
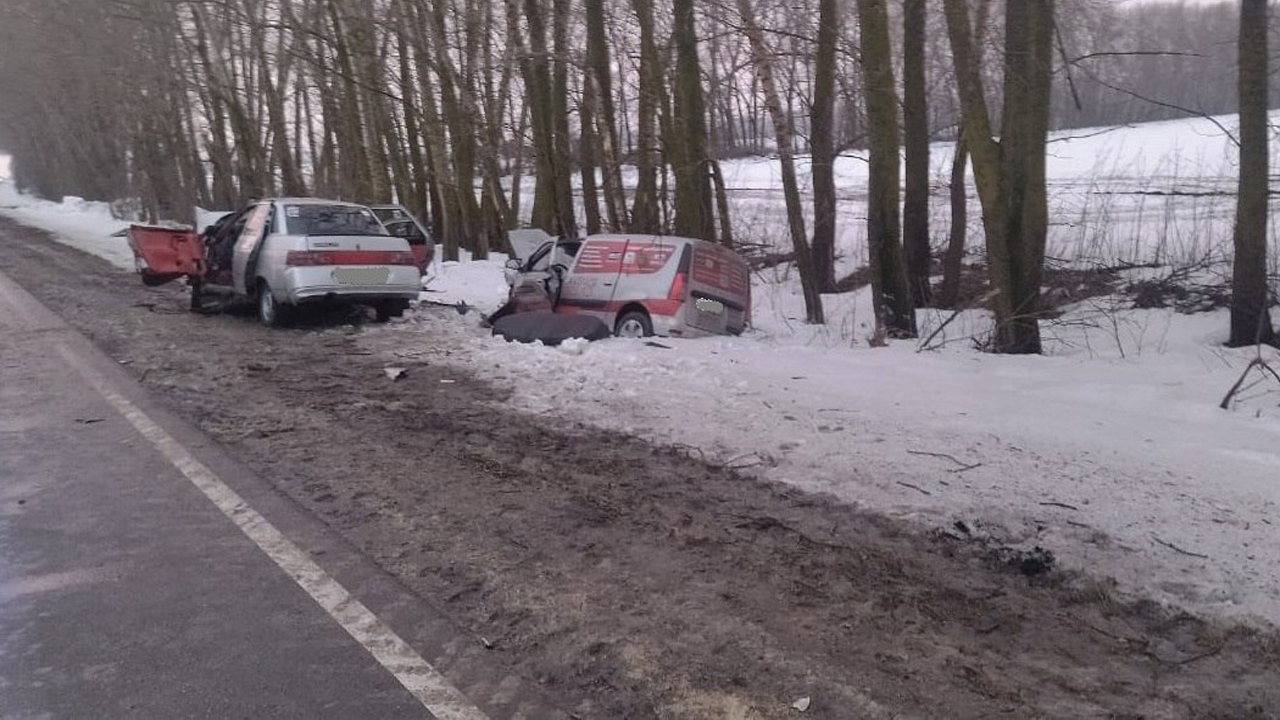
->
[53, 342, 490, 720]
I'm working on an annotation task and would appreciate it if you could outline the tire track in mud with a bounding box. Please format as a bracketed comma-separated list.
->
[3, 217, 1279, 719]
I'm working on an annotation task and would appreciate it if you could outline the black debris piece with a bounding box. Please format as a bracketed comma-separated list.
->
[492, 311, 611, 346]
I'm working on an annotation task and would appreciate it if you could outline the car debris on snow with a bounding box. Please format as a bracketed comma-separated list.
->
[491, 311, 611, 346]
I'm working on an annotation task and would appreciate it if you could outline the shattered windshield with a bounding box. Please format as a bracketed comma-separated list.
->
[285, 205, 387, 237]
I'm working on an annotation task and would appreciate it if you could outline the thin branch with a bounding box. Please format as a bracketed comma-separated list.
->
[1070, 50, 1207, 63]
[1151, 535, 1209, 560]
[1069, 60, 1239, 146]
[897, 481, 933, 496]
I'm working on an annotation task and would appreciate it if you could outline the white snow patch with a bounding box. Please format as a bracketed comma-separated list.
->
[420, 252, 513, 312]
[558, 337, 591, 356]
[0, 174, 133, 270]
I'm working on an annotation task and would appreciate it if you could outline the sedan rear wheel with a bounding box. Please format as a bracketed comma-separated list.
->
[258, 282, 285, 327]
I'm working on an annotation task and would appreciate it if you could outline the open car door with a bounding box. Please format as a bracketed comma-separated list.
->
[195, 206, 234, 234]
[507, 229, 554, 264]
[127, 225, 205, 287]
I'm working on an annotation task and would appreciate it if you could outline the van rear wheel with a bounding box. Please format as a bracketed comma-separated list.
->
[615, 310, 653, 339]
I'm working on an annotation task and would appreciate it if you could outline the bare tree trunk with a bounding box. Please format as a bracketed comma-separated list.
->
[902, 0, 932, 306]
[709, 155, 735, 248]
[736, 0, 823, 323]
[508, 101, 529, 228]
[993, 0, 1053, 354]
[514, 0, 575, 237]
[189, 9, 238, 207]
[580, 66, 605, 235]
[1229, 0, 1277, 347]
[859, 0, 917, 337]
[551, 0, 578, 237]
[404, 1, 462, 260]
[512, 0, 554, 232]
[428, 0, 484, 253]
[810, 0, 838, 293]
[258, 17, 305, 197]
[327, 3, 374, 200]
[393, 2, 429, 223]
[477, 0, 516, 247]
[671, 0, 716, 241]
[943, 0, 1053, 354]
[937, 0, 990, 309]
[585, 0, 628, 230]
[629, 0, 662, 234]
[938, 134, 969, 307]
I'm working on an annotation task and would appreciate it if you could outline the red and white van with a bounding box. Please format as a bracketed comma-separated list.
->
[506, 234, 752, 338]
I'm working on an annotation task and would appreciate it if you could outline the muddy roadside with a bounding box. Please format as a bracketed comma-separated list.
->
[2, 219, 1277, 719]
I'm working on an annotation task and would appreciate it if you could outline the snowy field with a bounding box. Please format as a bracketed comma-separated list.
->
[2, 114, 1279, 628]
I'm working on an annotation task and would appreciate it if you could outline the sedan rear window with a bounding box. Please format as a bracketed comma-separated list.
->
[285, 205, 387, 237]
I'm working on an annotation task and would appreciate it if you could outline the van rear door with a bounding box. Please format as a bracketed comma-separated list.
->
[127, 225, 205, 286]
[685, 243, 752, 334]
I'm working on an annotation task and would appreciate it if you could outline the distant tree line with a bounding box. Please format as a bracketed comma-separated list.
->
[0, 0, 1273, 351]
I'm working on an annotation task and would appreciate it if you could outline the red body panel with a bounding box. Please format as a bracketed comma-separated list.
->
[127, 225, 205, 282]
[411, 245, 433, 273]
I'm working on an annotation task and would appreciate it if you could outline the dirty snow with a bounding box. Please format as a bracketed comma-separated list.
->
[407, 273, 1280, 629]
[4, 114, 1280, 628]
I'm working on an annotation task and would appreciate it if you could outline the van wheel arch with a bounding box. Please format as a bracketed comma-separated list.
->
[615, 305, 654, 338]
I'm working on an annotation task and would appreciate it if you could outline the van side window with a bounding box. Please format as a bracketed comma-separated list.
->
[526, 241, 581, 272]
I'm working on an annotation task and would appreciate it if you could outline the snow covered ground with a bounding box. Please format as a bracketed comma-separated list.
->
[3, 114, 1280, 628]
[407, 268, 1280, 630]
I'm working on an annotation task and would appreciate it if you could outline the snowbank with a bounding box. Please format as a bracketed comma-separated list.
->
[0, 172, 133, 270]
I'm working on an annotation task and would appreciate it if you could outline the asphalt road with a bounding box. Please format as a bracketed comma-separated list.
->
[0, 264, 557, 719]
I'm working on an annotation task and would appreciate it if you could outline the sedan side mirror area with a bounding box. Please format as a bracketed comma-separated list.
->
[505, 258, 524, 271]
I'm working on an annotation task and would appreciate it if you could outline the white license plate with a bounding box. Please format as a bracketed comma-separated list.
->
[694, 297, 725, 316]
[332, 267, 391, 286]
